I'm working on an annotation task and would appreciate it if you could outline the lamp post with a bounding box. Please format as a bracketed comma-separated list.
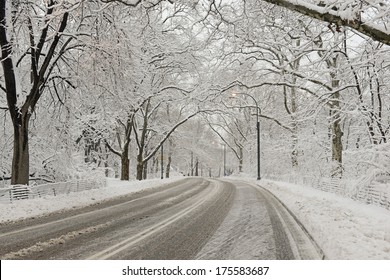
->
[161, 143, 164, 179]
[231, 92, 261, 180]
[223, 143, 226, 176]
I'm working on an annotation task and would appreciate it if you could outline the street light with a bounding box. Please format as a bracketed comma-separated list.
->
[223, 143, 226, 177]
[161, 143, 164, 179]
[231, 92, 261, 180]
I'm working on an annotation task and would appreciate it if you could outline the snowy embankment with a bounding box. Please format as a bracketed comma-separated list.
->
[0, 177, 184, 224]
[254, 178, 390, 260]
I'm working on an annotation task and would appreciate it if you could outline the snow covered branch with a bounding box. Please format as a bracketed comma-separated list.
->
[142, 109, 204, 164]
[260, 0, 390, 45]
[100, 0, 173, 7]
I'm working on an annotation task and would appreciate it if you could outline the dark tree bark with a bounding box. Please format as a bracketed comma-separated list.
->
[238, 146, 243, 173]
[165, 138, 173, 178]
[195, 158, 199, 176]
[0, 1, 69, 185]
[105, 115, 134, 181]
[135, 99, 151, 181]
[121, 148, 130, 181]
[11, 113, 31, 185]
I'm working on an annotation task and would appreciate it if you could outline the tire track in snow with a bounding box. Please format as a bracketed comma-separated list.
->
[0, 178, 208, 259]
[196, 183, 275, 259]
[197, 180, 325, 260]
[1, 223, 110, 260]
[86, 180, 224, 260]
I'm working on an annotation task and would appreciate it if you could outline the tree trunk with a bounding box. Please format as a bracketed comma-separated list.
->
[165, 154, 171, 178]
[165, 138, 173, 178]
[291, 89, 299, 168]
[136, 161, 143, 181]
[326, 39, 343, 178]
[291, 132, 298, 168]
[143, 146, 149, 180]
[136, 150, 144, 180]
[1, 4, 70, 185]
[331, 110, 343, 177]
[238, 146, 243, 173]
[330, 83, 343, 178]
[289, 39, 300, 169]
[135, 99, 150, 181]
[121, 154, 129, 181]
[1, 2, 30, 185]
[190, 151, 194, 176]
[104, 161, 109, 177]
[155, 157, 159, 174]
[11, 114, 30, 185]
[195, 158, 199, 176]
[143, 161, 148, 180]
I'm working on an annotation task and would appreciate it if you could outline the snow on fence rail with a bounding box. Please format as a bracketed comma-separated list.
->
[354, 184, 390, 210]
[314, 177, 346, 195]
[0, 187, 13, 203]
[0, 178, 107, 203]
[267, 174, 390, 210]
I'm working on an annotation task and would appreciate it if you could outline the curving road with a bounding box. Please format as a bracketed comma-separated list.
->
[0, 178, 324, 260]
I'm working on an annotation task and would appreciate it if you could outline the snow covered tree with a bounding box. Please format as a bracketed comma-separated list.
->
[0, 0, 85, 184]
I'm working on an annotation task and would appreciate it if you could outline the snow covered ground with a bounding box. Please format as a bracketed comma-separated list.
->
[255, 178, 390, 260]
[1, 175, 389, 259]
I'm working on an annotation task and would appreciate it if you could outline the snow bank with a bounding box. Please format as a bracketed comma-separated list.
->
[254, 178, 390, 259]
[0, 177, 184, 224]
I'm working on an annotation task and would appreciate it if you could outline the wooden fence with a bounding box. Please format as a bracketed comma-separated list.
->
[354, 184, 390, 210]
[266, 174, 390, 211]
[0, 178, 107, 204]
[314, 177, 346, 196]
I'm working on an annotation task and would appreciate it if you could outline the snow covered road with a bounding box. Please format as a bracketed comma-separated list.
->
[0, 178, 323, 260]
[197, 180, 323, 260]
[0, 178, 233, 259]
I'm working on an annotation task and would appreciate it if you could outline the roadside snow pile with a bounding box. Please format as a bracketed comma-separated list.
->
[259, 179, 390, 259]
[0, 177, 184, 224]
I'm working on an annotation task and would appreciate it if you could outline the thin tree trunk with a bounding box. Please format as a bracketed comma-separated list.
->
[165, 154, 172, 178]
[165, 138, 173, 178]
[143, 146, 148, 180]
[155, 157, 159, 174]
[190, 152, 194, 176]
[135, 99, 150, 181]
[195, 158, 199, 176]
[330, 81, 343, 178]
[238, 146, 243, 173]
[291, 87, 299, 168]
